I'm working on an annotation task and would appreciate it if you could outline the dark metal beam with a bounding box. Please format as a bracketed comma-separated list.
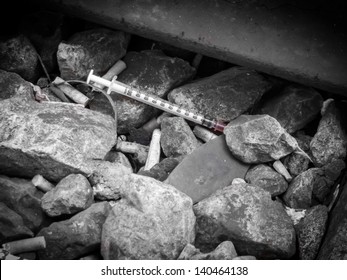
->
[41, 0, 347, 95]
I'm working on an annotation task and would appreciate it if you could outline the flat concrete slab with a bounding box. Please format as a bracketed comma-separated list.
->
[40, 0, 347, 96]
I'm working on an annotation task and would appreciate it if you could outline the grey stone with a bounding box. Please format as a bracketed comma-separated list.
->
[37, 202, 111, 260]
[57, 28, 129, 80]
[194, 183, 296, 259]
[0, 202, 34, 244]
[105, 50, 196, 133]
[245, 164, 288, 197]
[178, 241, 238, 260]
[0, 175, 46, 232]
[0, 70, 34, 101]
[283, 132, 312, 176]
[317, 176, 347, 259]
[0, 98, 117, 182]
[101, 174, 195, 260]
[160, 117, 199, 157]
[0, 34, 40, 82]
[103, 151, 133, 170]
[137, 157, 180, 181]
[295, 205, 328, 260]
[310, 100, 347, 167]
[257, 85, 323, 134]
[224, 114, 299, 164]
[41, 174, 94, 217]
[168, 67, 272, 122]
[232, 255, 257, 260]
[177, 244, 201, 260]
[89, 161, 133, 201]
[283, 153, 310, 177]
[282, 168, 320, 209]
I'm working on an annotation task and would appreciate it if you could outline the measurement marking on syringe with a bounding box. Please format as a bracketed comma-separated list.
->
[86, 70, 226, 132]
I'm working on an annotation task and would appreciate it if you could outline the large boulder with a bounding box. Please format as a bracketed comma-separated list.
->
[101, 174, 196, 259]
[194, 183, 296, 259]
[0, 98, 117, 182]
[168, 67, 272, 122]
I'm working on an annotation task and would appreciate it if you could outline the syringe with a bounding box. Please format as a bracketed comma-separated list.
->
[87, 70, 226, 132]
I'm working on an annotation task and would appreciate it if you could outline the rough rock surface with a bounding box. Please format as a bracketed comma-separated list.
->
[224, 114, 299, 164]
[317, 176, 347, 259]
[137, 157, 180, 181]
[57, 28, 129, 80]
[0, 34, 40, 82]
[295, 205, 328, 260]
[41, 174, 94, 217]
[89, 161, 133, 201]
[0, 175, 46, 233]
[310, 100, 347, 167]
[160, 117, 199, 157]
[194, 183, 296, 259]
[283, 132, 312, 176]
[0, 70, 33, 101]
[37, 202, 111, 260]
[245, 164, 288, 197]
[101, 174, 195, 260]
[283, 168, 335, 209]
[0, 98, 117, 182]
[257, 85, 323, 134]
[0, 202, 34, 244]
[103, 151, 133, 170]
[99, 50, 195, 133]
[282, 168, 319, 209]
[168, 67, 272, 122]
[178, 241, 238, 260]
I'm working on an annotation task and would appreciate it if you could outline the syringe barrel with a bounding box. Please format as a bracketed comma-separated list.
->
[86, 70, 224, 131]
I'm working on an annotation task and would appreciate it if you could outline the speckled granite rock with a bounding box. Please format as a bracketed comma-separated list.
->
[41, 174, 94, 217]
[101, 174, 195, 260]
[295, 205, 328, 260]
[0, 99, 117, 182]
[224, 114, 299, 164]
[194, 183, 296, 259]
